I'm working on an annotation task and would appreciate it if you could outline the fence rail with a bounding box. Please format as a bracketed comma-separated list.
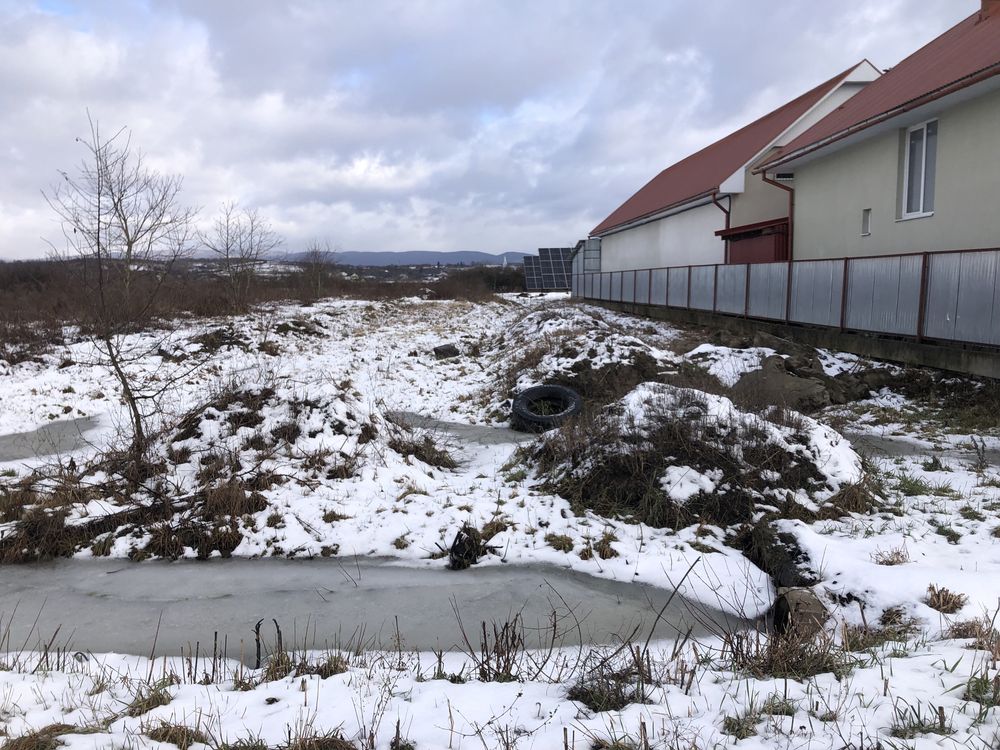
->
[571, 248, 1000, 348]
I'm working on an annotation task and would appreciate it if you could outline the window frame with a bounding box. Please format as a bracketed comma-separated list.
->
[900, 119, 938, 220]
[861, 208, 872, 237]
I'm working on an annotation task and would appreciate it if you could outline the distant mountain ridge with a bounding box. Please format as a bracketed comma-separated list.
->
[285, 250, 528, 267]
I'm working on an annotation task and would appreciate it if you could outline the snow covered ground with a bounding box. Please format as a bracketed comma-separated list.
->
[1, 295, 999, 749]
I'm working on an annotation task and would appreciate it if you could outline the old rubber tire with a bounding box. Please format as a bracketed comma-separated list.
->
[511, 385, 583, 433]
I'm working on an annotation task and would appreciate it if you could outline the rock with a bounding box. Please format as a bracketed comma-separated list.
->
[831, 372, 871, 402]
[773, 587, 829, 638]
[784, 352, 824, 378]
[432, 343, 461, 359]
[711, 330, 753, 349]
[741, 519, 820, 589]
[752, 331, 814, 359]
[859, 369, 896, 392]
[731, 356, 831, 412]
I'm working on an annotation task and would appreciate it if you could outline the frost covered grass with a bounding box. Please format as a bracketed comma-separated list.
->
[2, 611, 1000, 749]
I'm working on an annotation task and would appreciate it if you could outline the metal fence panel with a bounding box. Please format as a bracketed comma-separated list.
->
[789, 260, 843, 327]
[689, 266, 715, 310]
[611, 272, 623, 302]
[584, 273, 595, 299]
[622, 271, 636, 304]
[600, 273, 611, 301]
[748, 263, 789, 320]
[715, 265, 746, 314]
[925, 254, 959, 341]
[651, 269, 668, 306]
[952, 251, 1000, 345]
[667, 268, 688, 307]
[635, 271, 650, 305]
[845, 255, 921, 335]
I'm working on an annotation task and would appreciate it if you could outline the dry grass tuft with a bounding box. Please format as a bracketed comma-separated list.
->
[144, 722, 211, 750]
[722, 630, 854, 680]
[2, 724, 81, 750]
[925, 584, 968, 614]
[871, 544, 910, 566]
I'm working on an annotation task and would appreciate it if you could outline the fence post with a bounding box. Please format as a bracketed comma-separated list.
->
[687, 266, 692, 309]
[632, 269, 638, 310]
[647, 269, 653, 307]
[712, 265, 719, 312]
[916, 253, 930, 342]
[743, 263, 751, 318]
[785, 260, 793, 322]
[839, 258, 850, 331]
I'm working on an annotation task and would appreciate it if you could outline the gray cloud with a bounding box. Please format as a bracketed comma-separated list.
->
[0, 0, 977, 259]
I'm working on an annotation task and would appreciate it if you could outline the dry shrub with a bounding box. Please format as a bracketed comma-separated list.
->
[388, 433, 457, 470]
[271, 421, 302, 444]
[722, 630, 854, 680]
[202, 481, 267, 519]
[925, 584, 968, 614]
[821, 480, 882, 519]
[126, 679, 173, 717]
[2, 724, 100, 750]
[534, 388, 828, 530]
[947, 617, 1000, 657]
[282, 729, 355, 750]
[144, 723, 211, 750]
[0, 507, 75, 563]
[544, 533, 574, 552]
[872, 544, 910, 566]
[262, 652, 349, 683]
[567, 661, 650, 713]
[581, 531, 619, 560]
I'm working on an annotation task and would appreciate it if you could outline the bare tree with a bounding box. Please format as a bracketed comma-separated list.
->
[201, 202, 282, 311]
[299, 239, 338, 302]
[44, 116, 197, 478]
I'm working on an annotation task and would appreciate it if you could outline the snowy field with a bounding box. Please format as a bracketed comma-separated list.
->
[2, 294, 999, 749]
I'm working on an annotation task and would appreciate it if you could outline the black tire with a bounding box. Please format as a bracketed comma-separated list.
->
[511, 385, 583, 433]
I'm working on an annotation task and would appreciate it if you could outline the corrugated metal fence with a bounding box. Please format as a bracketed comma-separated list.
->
[571, 248, 1000, 348]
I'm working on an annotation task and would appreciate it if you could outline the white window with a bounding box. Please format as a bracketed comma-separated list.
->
[902, 120, 937, 218]
[861, 208, 872, 236]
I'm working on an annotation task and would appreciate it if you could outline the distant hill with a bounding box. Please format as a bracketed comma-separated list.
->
[285, 250, 528, 267]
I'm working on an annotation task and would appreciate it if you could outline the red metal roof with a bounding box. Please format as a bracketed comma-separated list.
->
[764, 9, 1000, 169]
[591, 67, 857, 237]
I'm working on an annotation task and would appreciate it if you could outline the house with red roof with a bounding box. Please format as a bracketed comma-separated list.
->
[760, 1, 1000, 260]
[590, 62, 881, 272]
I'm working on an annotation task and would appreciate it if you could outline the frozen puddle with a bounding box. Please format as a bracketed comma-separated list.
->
[389, 410, 536, 446]
[1, 559, 742, 658]
[844, 430, 1000, 468]
[0, 416, 99, 463]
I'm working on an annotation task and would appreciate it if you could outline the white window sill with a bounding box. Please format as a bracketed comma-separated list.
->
[861, 232, 872, 237]
[897, 212, 934, 222]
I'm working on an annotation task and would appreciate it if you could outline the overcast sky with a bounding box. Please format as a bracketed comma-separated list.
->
[0, 0, 978, 260]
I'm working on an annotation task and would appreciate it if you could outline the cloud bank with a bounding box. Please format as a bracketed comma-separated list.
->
[0, 0, 975, 259]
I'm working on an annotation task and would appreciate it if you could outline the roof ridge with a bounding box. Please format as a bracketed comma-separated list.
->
[591, 62, 863, 236]
[762, 11, 1000, 170]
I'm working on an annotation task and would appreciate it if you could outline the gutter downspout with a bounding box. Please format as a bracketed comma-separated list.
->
[761, 174, 794, 261]
[711, 192, 732, 263]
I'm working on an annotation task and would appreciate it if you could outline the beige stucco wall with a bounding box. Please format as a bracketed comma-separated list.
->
[794, 86, 1000, 259]
[599, 202, 725, 271]
[730, 170, 791, 227]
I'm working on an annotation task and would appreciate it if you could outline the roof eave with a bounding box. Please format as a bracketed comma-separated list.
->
[758, 61, 1000, 173]
[591, 189, 720, 237]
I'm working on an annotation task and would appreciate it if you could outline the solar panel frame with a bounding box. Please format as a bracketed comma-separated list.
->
[523, 256, 543, 291]
[537, 248, 573, 290]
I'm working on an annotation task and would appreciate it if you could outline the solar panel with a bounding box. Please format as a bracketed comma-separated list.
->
[537, 248, 573, 290]
[523, 256, 544, 291]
